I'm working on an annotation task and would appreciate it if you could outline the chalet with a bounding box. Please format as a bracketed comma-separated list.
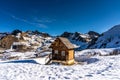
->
[49, 37, 75, 65]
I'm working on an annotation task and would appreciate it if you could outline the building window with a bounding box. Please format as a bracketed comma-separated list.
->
[61, 51, 65, 56]
[54, 50, 58, 54]
[13, 45, 17, 49]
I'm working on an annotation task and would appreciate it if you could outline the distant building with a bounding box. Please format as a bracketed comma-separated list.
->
[11, 41, 28, 52]
[49, 37, 75, 65]
[0, 33, 31, 52]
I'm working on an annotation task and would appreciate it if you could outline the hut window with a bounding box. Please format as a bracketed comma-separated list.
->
[54, 50, 58, 54]
[13, 45, 17, 49]
[61, 51, 65, 56]
[49, 48, 52, 51]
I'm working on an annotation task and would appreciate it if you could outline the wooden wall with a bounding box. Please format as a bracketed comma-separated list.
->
[67, 50, 74, 60]
[52, 49, 74, 61]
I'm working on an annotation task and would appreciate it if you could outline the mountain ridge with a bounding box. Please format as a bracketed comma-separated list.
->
[1, 24, 120, 50]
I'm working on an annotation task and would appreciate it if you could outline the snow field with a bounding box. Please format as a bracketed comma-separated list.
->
[0, 55, 120, 80]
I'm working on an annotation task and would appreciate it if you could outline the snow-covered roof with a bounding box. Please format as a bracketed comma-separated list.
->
[50, 37, 75, 49]
[13, 42, 28, 46]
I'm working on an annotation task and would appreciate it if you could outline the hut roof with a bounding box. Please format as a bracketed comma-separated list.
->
[50, 37, 75, 49]
[58, 37, 74, 49]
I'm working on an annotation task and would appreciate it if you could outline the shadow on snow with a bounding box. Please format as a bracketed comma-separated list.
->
[3, 60, 38, 64]
[84, 58, 99, 64]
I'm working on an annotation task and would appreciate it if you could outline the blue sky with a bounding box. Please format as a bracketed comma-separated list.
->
[0, 0, 120, 35]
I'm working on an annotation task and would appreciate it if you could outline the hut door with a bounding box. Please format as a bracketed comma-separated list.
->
[54, 50, 58, 60]
[61, 51, 65, 60]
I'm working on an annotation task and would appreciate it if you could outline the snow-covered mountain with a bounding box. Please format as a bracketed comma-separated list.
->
[61, 31, 100, 50]
[1, 24, 120, 51]
[0, 31, 55, 51]
[90, 24, 120, 48]
[60, 25, 120, 50]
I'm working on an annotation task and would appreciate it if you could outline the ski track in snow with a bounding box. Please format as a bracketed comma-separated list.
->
[0, 55, 120, 80]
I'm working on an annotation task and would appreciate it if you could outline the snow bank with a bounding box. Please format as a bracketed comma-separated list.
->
[76, 47, 120, 56]
[3, 52, 36, 60]
[34, 56, 50, 64]
[75, 47, 120, 61]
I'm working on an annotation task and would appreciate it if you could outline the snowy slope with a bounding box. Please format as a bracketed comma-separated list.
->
[0, 47, 120, 80]
[90, 25, 120, 48]
[0, 55, 120, 80]
[75, 47, 120, 62]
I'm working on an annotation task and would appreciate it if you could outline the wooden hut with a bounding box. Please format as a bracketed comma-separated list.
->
[49, 37, 75, 65]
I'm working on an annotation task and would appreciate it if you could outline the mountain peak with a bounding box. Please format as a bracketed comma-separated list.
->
[89, 24, 120, 48]
[108, 24, 120, 32]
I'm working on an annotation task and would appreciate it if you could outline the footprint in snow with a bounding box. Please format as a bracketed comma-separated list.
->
[85, 74, 93, 77]
[64, 76, 70, 79]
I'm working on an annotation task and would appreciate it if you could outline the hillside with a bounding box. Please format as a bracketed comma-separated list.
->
[0, 30, 54, 52]
[90, 25, 120, 48]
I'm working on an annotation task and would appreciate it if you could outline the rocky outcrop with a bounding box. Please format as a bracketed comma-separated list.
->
[26, 30, 51, 37]
[0, 35, 18, 49]
[88, 31, 100, 37]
